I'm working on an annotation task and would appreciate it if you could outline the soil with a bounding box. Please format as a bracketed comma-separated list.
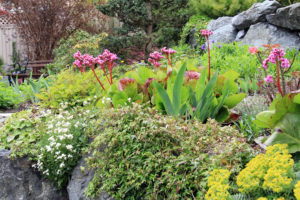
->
[0, 102, 33, 113]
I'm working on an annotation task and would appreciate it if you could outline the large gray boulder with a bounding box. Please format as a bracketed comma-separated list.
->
[209, 24, 238, 44]
[241, 22, 300, 49]
[266, 3, 300, 31]
[232, 0, 281, 30]
[207, 16, 233, 31]
[67, 154, 113, 200]
[0, 149, 68, 200]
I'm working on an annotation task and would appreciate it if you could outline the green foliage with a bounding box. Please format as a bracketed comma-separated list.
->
[37, 69, 106, 109]
[278, 0, 300, 6]
[180, 14, 211, 47]
[46, 30, 107, 73]
[0, 110, 37, 152]
[153, 63, 188, 117]
[200, 43, 261, 78]
[189, 0, 260, 18]
[99, 0, 191, 56]
[86, 104, 256, 199]
[0, 81, 23, 109]
[255, 94, 300, 153]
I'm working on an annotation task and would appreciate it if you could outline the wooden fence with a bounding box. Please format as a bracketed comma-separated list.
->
[0, 16, 25, 65]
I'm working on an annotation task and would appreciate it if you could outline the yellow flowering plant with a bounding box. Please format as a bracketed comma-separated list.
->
[205, 169, 231, 200]
[237, 144, 295, 198]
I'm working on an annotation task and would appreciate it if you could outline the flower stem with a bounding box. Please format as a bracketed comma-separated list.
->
[91, 67, 105, 91]
[207, 36, 211, 80]
[276, 61, 284, 97]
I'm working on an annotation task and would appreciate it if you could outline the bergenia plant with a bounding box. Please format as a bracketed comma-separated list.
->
[200, 29, 213, 80]
[161, 47, 176, 67]
[98, 49, 118, 84]
[263, 48, 290, 96]
[148, 51, 165, 70]
[73, 50, 118, 91]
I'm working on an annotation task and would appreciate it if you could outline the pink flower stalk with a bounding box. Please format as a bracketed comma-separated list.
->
[248, 47, 259, 55]
[264, 75, 273, 83]
[161, 47, 176, 67]
[99, 49, 118, 84]
[148, 51, 165, 70]
[144, 78, 154, 95]
[118, 78, 136, 91]
[262, 48, 290, 97]
[200, 29, 213, 80]
[73, 52, 106, 90]
[185, 71, 200, 81]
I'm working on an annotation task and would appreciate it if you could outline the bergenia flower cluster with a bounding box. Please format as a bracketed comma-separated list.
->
[161, 47, 176, 67]
[185, 71, 200, 81]
[73, 50, 118, 90]
[148, 51, 165, 70]
[262, 48, 290, 97]
[148, 47, 177, 70]
[263, 48, 290, 69]
[248, 47, 259, 55]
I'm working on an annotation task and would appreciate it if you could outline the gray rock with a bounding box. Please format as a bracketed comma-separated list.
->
[241, 22, 300, 49]
[235, 30, 247, 41]
[232, 0, 281, 30]
[0, 149, 68, 200]
[187, 28, 197, 49]
[207, 16, 233, 31]
[67, 154, 113, 200]
[267, 3, 300, 31]
[209, 24, 238, 45]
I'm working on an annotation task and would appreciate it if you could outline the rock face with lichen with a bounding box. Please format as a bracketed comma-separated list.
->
[205, 0, 300, 49]
[0, 149, 68, 200]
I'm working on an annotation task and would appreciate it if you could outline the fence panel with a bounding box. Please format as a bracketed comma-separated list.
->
[0, 16, 25, 65]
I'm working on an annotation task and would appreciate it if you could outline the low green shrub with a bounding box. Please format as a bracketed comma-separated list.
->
[189, 0, 261, 18]
[0, 81, 23, 109]
[46, 30, 107, 73]
[36, 69, 105, 109]
[86, 104, 256, 199]
[180, 14, 211, 48]
[200, 43, 300, 79]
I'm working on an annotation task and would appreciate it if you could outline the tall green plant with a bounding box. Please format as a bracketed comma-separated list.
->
[153, 63, 188, 117]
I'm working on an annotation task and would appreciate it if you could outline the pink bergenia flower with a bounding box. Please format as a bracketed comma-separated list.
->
[73, 51, 82, 59]
[149, 51, 165, 61]
[161, 47, 176, 67]
[118, 78, 136, 91]
[248, 47, 259, 55]
[263, 48, 290, 69]
[200, 29, 213, 37]
[264, 75, 273, 83]
[73, 60, 82, 68]
[148, 51, 165, 70]
[185, 71, 200, 81]
[161, 47, 176, 55]
[263, 58, 269, 69]
[280, 58, 290, 68]
[82, 54, 95, 67]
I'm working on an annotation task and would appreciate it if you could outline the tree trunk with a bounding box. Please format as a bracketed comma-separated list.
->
[144, 0, 153, 56]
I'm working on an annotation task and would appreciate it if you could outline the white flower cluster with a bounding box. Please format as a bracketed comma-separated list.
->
[32, 109, 79, 176]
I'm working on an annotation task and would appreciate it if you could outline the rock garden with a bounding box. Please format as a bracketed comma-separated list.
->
[0, 0, 300, 199]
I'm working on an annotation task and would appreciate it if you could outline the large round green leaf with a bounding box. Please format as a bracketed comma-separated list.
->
[264, 113, 300, 153]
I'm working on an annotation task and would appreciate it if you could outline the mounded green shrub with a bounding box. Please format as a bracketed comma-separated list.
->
[86, 104, 256, 199]
[189, 0, 260, 18]
[180, 14, 211, 48]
